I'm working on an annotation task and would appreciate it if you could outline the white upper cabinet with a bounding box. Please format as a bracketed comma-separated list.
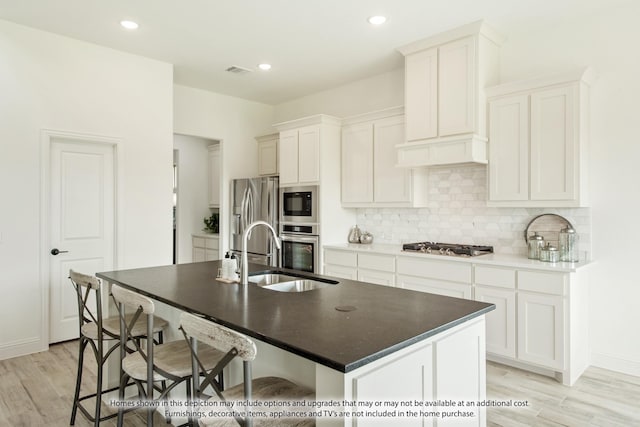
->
[276, 123, 324, 186]
[255, 133, 278, 176]
[486, 69, 594, 207]
[438, 36, 475, 136]
[207, 144, 221, 207]
[405, 48, 438, 141]
[396, 21, 503, 167]
[341, 107, 427, 208]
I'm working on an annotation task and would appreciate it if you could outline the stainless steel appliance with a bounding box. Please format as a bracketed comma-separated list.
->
[280, 185, 318, 223]
[402, 242, 494, 257]
[230, 177, 279, 267]
[280, 223, 319, 273]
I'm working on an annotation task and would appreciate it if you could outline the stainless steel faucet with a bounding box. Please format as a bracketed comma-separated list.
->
[241, 220, 281, 285]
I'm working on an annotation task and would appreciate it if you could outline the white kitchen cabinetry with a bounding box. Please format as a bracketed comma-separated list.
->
[396, 256, 472, 299]
[341, 107, 428, 208]
[255, 133, 278, 176]
[277, 123, 324, 186]
[396, 21, 503, 167]
[323, 248, 358, 280]
[192, 234, 219, 262]
[324, 248, 395, 286]
[475, 264, 588, 385]
[474, 266, 517, 358]
[207, 144, 221, 208]
[486, 68, 594, 207]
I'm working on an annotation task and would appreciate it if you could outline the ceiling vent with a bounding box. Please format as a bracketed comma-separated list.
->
[225, 65, 253, 75]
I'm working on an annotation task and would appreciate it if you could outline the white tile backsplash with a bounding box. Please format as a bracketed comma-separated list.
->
[356, 165, 591, 257]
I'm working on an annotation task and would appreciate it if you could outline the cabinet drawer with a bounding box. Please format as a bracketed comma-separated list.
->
[358, 253, 395, 272]
[324, 249, 357, 267]
[518, 270, 566, 296]
[358, 269, 395, 287]
[396, 257, 472, 284]
[397, 274, 472, 299]
[192, 237, 205, 248]
[205, 237, 219, 250]
[324, 264, 357, 280]
[475, 266, 516, 289]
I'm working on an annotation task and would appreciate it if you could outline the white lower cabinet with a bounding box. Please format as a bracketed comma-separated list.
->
[475, 285, 516, 358]
[517, 291, 564, 370]
[324, 246, 589, 386]
[396, 256, 472, 298]
[192, 234, 219, 262]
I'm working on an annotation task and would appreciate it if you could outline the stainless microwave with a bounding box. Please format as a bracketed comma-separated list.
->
[280, 185, 318, 224]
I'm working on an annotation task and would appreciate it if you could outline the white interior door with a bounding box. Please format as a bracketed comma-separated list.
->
[49, 138, 115, 343]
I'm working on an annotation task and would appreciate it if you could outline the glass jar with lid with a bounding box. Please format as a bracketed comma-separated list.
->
[559, 226, 579, 262]
[539, 242, 560, 263]
[527, 232, 545, 260]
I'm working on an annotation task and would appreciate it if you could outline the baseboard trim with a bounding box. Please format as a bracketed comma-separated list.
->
[0, 337, 47, 361]
[590, 352, 640, 377]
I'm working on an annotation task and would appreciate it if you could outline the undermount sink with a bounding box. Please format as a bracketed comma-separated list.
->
[248, 272, 337, 292]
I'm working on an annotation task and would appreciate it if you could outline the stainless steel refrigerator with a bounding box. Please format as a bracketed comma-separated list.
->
[229, 177, 279, 267]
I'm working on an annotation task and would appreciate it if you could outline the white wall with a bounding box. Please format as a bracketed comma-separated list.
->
[173, 135, 219, 263]
[173, 85, 275, 253]
[0, 20, 174, 359]
[274, 68, 404, 123]
[273, 2, 640, 376]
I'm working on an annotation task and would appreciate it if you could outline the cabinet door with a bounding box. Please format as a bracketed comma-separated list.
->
[530, 84, 577, 201]
[204, 249, 219, 261]
[438, 36, 475, 136]
[488, 95, 529, 201]
[517, 292, 565, 370]
[193, 247, 205, 262]
[341, 123, 374, 203]
[475, 286, 516, 358]
[258, 139, 278, 176]
[279, 130, 299, 186]
[373, 116, 412, 203]
[405, 48, 438, 141]
[297, 125, 320, 184]
[208, 145, 221, 207]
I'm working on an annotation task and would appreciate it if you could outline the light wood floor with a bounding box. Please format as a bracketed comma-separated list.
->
[1, 340, 639, 426]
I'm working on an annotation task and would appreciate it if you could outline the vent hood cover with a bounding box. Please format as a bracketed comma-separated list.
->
[395, 133, 488, 168]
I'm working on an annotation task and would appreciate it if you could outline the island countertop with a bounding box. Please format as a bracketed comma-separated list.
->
[97, 261, 493, 373]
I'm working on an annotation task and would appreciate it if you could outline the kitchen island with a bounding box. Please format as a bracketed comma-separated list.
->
[97, 261, 494, 427]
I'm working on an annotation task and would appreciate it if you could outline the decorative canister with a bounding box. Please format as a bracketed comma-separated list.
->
[559, 226, 579, 262]
[539, 243, 560, 263]
[527, 232, 545, 260]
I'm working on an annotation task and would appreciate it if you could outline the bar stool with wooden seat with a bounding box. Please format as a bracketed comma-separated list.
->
[179, 312, 316, 427]
[69, 269, 169, 427]
[111, 284, 226, 427]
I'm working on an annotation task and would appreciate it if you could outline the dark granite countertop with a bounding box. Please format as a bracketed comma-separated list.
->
[97, 261, 494, 373]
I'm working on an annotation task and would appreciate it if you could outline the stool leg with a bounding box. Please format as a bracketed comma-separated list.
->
[94, 338, 104, 427]
[70, 338, 88, 425]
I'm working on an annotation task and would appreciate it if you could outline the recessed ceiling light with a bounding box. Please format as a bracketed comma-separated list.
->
[258, 63, 272, 71]
[368, 16, 387, 25]
[120, 20, 139, 30]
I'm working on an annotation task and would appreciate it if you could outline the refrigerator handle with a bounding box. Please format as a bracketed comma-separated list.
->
[240, 186, 249, 233]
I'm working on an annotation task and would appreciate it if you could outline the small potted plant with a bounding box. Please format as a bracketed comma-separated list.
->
[203, 213, 219, 234]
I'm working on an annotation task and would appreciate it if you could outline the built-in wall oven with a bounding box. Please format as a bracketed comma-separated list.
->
[280, 223, 319, 274]
[280, 186, 318, 223]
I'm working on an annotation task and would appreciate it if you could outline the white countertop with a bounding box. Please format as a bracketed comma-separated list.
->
[323, 243, 592, 273]
[192, 232, 219, 238]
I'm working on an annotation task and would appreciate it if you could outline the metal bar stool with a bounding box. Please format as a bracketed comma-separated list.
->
[111, 284, 226, 427]
[179, 312, 316, 427]
[69, 270, 168, 426]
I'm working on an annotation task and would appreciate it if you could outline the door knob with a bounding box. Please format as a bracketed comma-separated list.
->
[50, 248, 69, 256]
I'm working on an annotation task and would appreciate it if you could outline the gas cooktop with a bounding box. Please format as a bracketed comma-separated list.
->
[402, 242, 494, 257]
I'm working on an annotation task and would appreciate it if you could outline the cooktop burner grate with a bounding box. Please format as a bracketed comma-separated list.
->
[402, 242, 494, 257]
